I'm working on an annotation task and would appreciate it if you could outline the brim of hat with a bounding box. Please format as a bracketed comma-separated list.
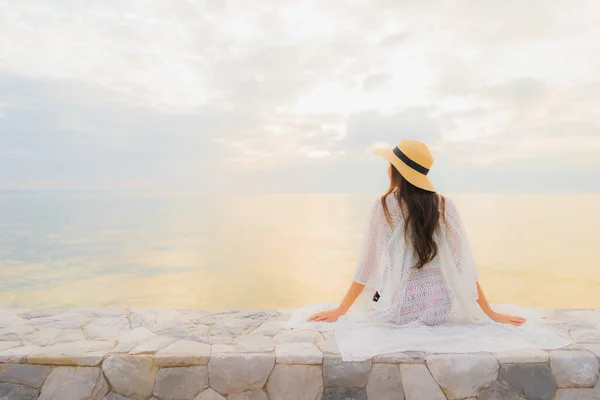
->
[372, 148, 436, 192]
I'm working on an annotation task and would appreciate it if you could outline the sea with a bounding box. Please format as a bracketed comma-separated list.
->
[1, 193, 599, 309]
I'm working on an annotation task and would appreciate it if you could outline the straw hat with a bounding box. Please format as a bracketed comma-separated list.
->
[372, 139, 435, 192]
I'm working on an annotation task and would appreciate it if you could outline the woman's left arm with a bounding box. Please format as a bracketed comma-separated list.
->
[307, 281, 365, 322]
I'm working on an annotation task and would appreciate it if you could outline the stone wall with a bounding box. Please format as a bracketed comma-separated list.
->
[1, 308, 600, 399]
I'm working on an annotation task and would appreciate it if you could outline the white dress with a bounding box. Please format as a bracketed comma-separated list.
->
[287, 195, 571, 361]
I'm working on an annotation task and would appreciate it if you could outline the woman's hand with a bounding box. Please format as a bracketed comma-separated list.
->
[307, 308, 344, 323]
[490, 312, 527, 326]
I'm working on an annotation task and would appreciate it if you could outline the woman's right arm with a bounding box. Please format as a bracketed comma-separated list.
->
[307, 198, 386, 323]
[352, 199, 386, 286]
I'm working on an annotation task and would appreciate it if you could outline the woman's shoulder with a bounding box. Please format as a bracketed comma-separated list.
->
[370, 193, 401, 210]
[438, 194, 457, 211]
[438, 195, 462, 226]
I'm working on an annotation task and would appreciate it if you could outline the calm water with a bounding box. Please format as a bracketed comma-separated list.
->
[1, 193, 599, 309]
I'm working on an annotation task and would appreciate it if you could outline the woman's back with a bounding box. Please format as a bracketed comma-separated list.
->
[353, 194, 461, 325]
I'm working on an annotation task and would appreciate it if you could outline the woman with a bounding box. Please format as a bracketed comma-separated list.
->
[308, 139, 526, 326]
[288, 139, 569, 361]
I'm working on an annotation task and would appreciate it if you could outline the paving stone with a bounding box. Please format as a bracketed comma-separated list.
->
[0, 315, 26, 328]
[17, 309, 59, 320]
[210, 311, 278, 321]
[232, 335, 276, 353]
[570, 329, 600, 343]
[275, 343, 323, 365]
[494, 349, 550, 363]
[130, 336, 177, 355]
[249, 322, 286, 336]
[102, 393, 132, 400]
[478, 381, 525, 400]
[273, 330, 323, 344]
[499, 363, 557, 400]
[129, 311, 158, 330]
[366, 363, 404, 400]
[154, 311, 187, 331]
[27, 340, 114, 366]
[426, 353, 498, 398]
[208, 353, 275, 395]
[0, 325, 38, 341]
[84, 317, 131, 341]
[0, 363, 51, 388]
[117, 327, 156, 343]
[93, 374, 110, 400]
[266, 365, 322, 400]
[207, 335, 235, 345]
[153, 366, 208, 400]
[373, 351, 425, 363]
[83, 309, 128, 318]
[322, 387, 367, 400]
[229, 389, 269, 400]
[154, 340, 211, 367]
[210, 344, 238, 353]
[209, 319, 262, 338]
[194, 388, 225, 400]
[399, 364, 445, 400]
[562, 310, 600, 330]
[554, 388, 597, 400]
[550, 350, 600, 388]
[156, 324, 209, 343]
[112, 342, 137, 354]
[102, 355, 158, 399]
[0, 382, 38, 400]
[580, 344, 600, 358]
[0, 345, 42, 363]
[39, 366, 108, 400]
[24, 328, 85, 346]
[323, 355, 371, 388]
[25, 313, 88, 329]
[316, 339, 340, 355]
[0, 342, 20, 353]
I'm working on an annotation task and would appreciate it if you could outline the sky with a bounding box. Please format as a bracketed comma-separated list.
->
[1, 0, 599, 193]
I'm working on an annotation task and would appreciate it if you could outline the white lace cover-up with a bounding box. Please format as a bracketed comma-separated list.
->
[287, 195, 571, 361]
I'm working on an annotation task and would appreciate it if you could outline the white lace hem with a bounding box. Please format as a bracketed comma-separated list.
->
[287, 302, 572, 361]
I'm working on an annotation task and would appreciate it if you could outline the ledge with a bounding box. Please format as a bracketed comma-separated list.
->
[0, 308, 599, 399]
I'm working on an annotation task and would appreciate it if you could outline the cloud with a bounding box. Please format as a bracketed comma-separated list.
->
[362, 73, 394, 92]
[343, 109, 441, 151]
[0, 1, 599, 192]
[483, 78, 547, 103]
[379, 33, 410, 47]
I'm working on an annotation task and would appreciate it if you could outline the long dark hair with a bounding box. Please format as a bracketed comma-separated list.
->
[381, 164, 446, 269]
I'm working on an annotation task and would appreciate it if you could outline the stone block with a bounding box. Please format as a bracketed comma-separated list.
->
[426, 353, 498, 398]
[499, 363, 557, 400]
[322, 387, 366, 400]
[399, 364, 445, 400]
[0, 363, 51, 388]
[154, 340, 211, 367]
[550, 350, 600, 388]
[102, 355, 158, 399]
[366, 363, 404, 400]
[266, 364, 322, 400]
[38, 366, 108, 400]
[208, 353, 274, 395]
[323, 355, 371, 388]
[478, 381, 525, 400]
[275, 343, 322, 365]
[0, 383, 38, 400]
[153, 366, 208, 400]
